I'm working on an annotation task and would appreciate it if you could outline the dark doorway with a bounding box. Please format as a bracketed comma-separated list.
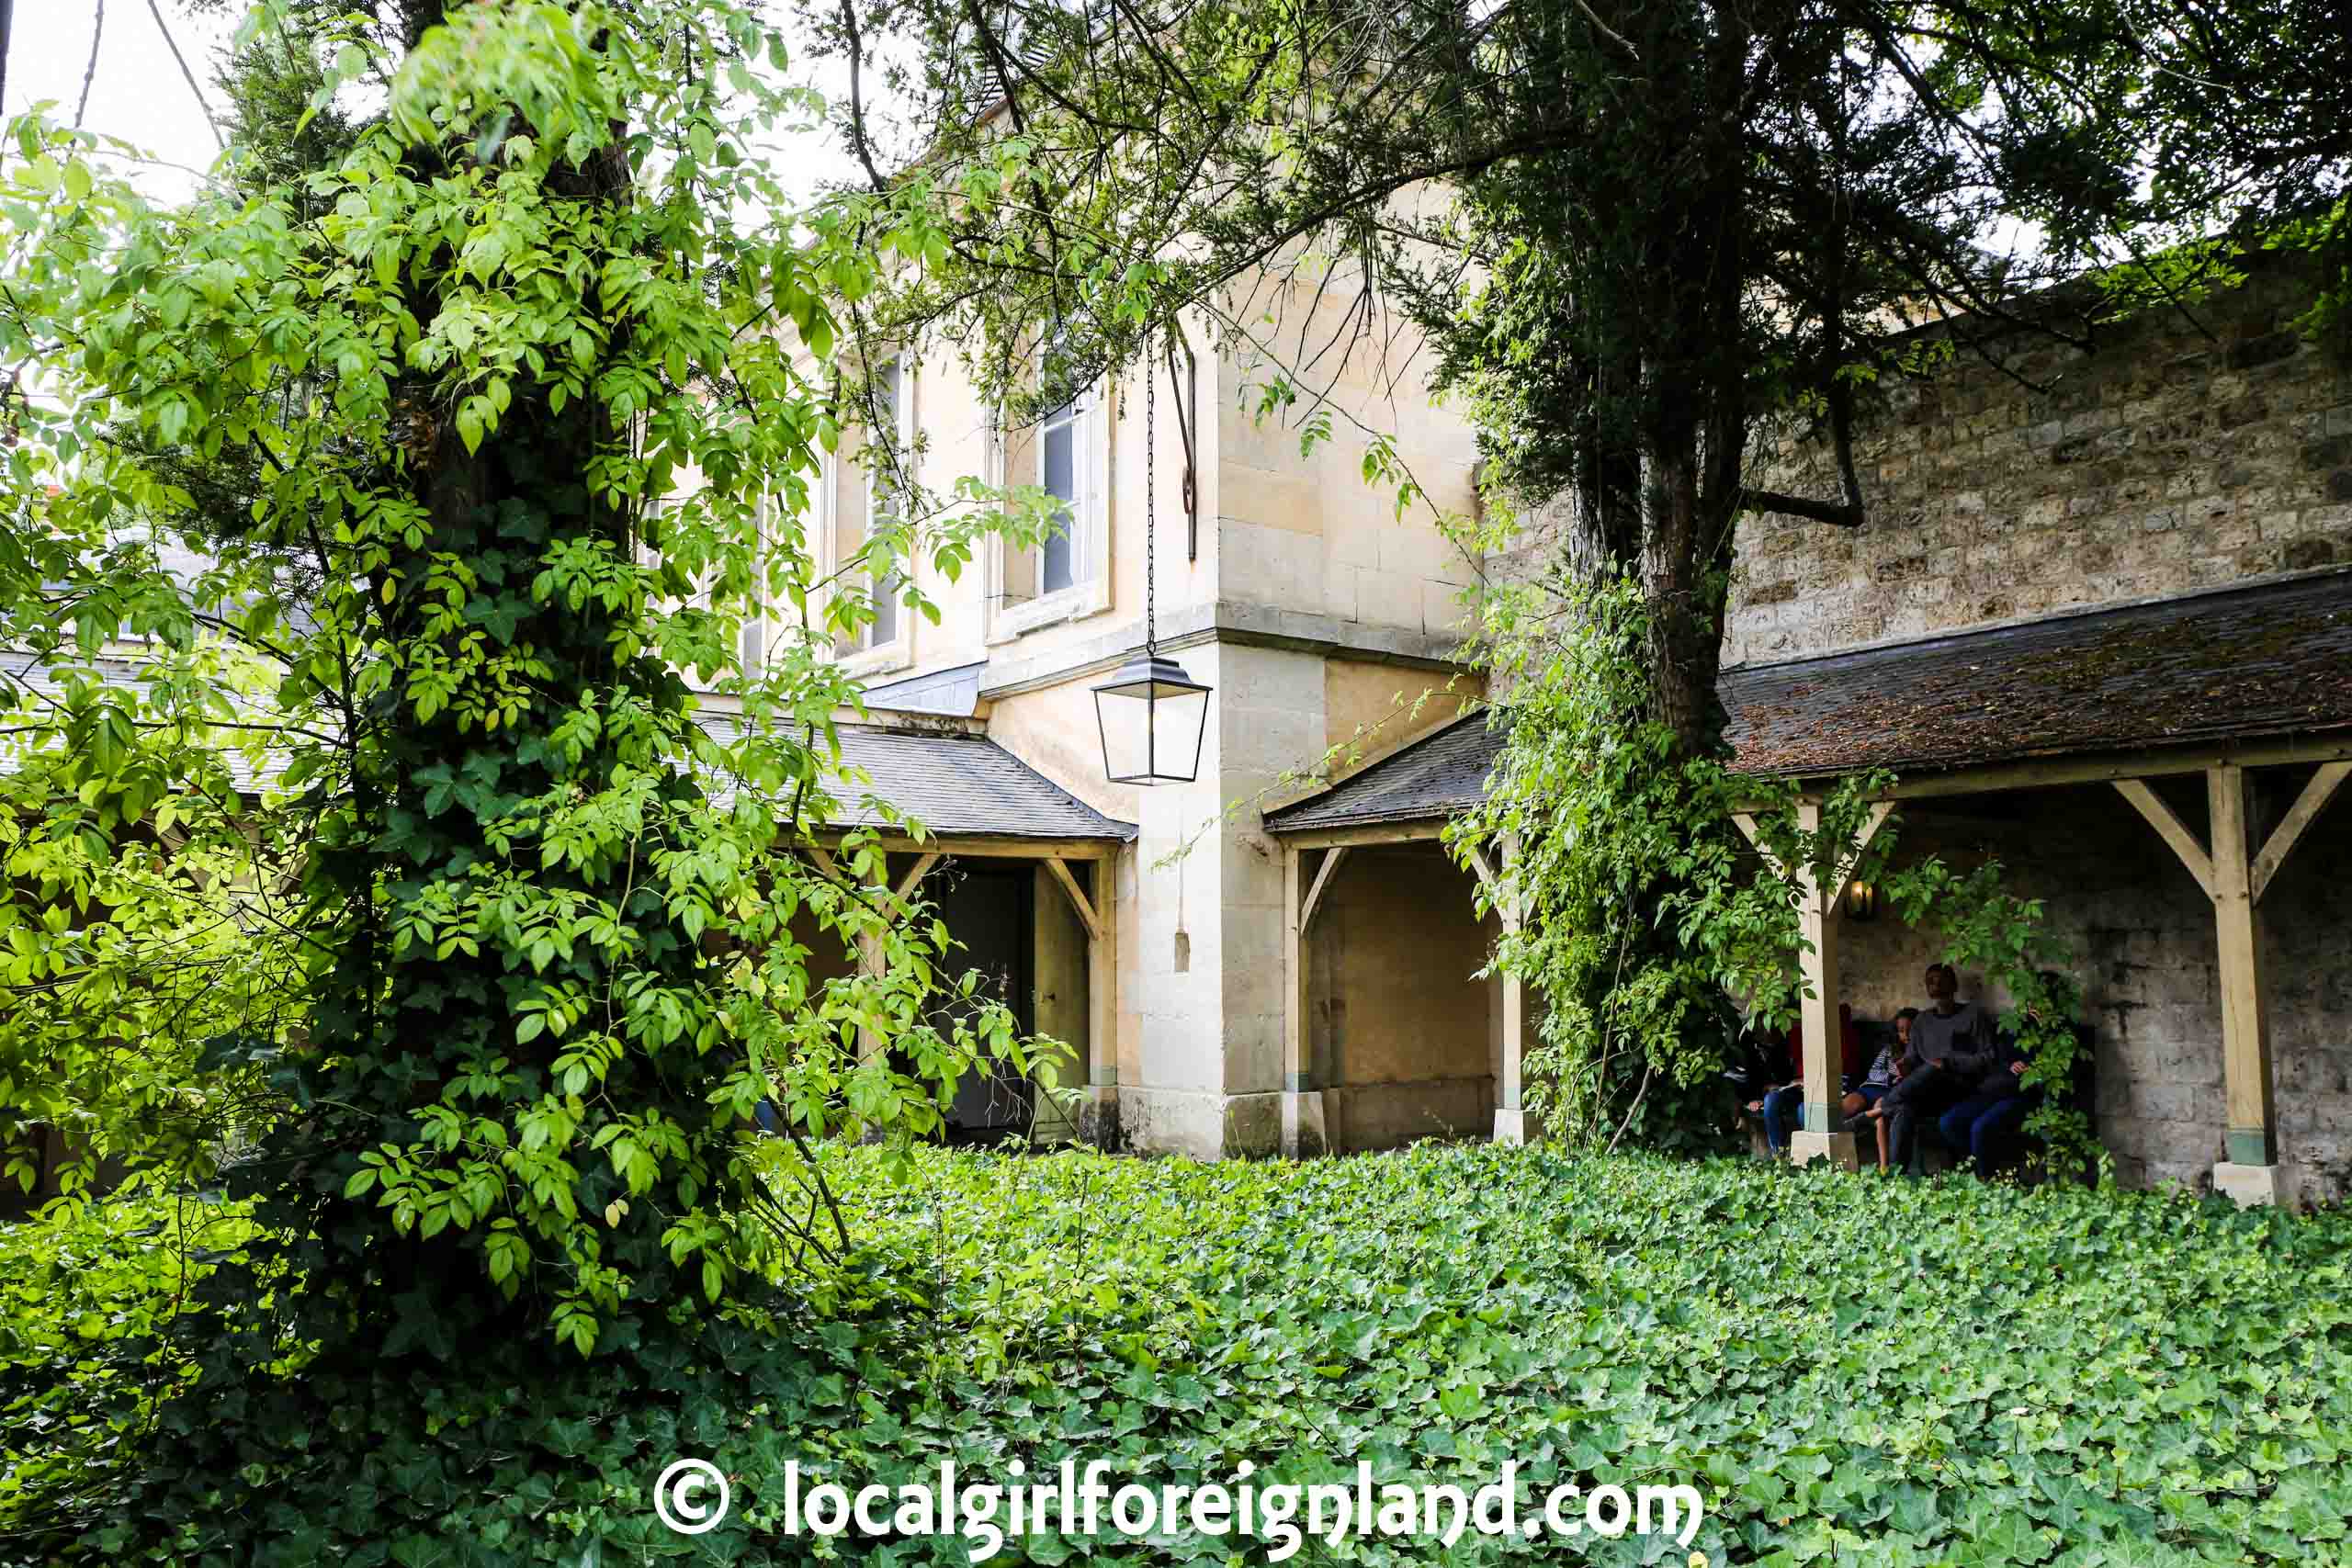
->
[917, 857, 1037, 1142]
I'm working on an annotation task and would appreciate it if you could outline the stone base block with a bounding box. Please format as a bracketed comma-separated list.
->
[1492, 1108, 1530, 1145]
[2214, 1160, 2288, 1207]
[1790, 1130, 1860, 1171]
[1074, 1088, 1121, 1152]
[1282, 1089, 1337, 1158]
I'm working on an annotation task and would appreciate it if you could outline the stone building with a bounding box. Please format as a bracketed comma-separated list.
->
[22, 255, 2345, 1199]
[1272, 256, 2352, 1203]
[764, 279, 1498, 1162]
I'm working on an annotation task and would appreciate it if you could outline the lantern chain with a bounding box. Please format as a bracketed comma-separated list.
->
[1145, 329, 1157, 657]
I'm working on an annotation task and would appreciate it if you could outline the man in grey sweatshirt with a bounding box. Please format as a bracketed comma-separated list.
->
[1866, 963, 2007, 1170]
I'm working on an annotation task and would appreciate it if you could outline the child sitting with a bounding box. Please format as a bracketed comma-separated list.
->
[1839, 1009, 1912, 1170]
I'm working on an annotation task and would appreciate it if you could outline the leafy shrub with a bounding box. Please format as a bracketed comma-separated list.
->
[7, 1146, 2349, 1565]
[0, 1194, 254, 1546]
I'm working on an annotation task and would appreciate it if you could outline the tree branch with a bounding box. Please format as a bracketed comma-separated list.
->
[1741, 488, 1861, 527]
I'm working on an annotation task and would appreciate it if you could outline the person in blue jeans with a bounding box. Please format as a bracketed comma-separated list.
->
[1937, 1066, 2035, 1172]
[1746, 1006, 1859, 1156]
[1863, 1037, 2030, 1174]
[1759, 1080, 1805, 1155]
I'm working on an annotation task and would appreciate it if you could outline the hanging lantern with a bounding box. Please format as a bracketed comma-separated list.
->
[1096, 327, 1213, 784]
[1093, 652, 1211, 784]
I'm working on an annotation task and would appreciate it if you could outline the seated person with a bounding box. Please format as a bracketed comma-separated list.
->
[1745, 1004, 1860, 1157]
[1839, 1008, 1913, 1170]
[1901, 962, 1996, 1073]
[1933, 1038, 2035, 1176]
[1861, 964, 1998, 1170]
[1861, 1031, 2029, 1175]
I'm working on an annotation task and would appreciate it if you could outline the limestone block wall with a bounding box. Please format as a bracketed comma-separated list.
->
[1307, 844, 1498, 1151]
[1216, 276, 1483, 647]
[1835, 780, 2352, 1202]
[1727, 262, 2352, 667]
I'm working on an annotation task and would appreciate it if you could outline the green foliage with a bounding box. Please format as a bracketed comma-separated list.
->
[0, 1193, 257, 1543]
[1452, 576, 1799, 1148]
[9, 1147, 2350, 1564]
[1880, 862, 2097, 1174]
[0, 0, 1057, 1373]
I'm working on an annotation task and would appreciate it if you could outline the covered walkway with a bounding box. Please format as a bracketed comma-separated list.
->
[800, 724, 1136, 1145]
[1262, 568, 2352, 1199]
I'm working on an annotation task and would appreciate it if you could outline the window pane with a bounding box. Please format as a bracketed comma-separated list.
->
[1041, 521, 1073, 595]
[1041, 406, 1076, 594]
[1042, 412, 1074, 502]
[866, 359, 901, 647]
[871, 569, 898, 647]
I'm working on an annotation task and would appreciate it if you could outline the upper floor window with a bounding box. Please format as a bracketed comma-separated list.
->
[989, 379, 1108, 640]
[827, 356, 914, 670]
[639, 492, 770, 687]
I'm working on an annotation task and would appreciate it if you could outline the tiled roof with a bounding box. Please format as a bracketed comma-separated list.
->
[1265, 570, 2352, 829]
[826, 727, 1136, 840]
[2, 654, 1134, 842]
[1263, 717, 1505, 832]
[1720, 568, 2352, 777]
[1, 650, 290, 794]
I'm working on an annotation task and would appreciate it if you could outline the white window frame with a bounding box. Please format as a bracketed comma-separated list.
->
[643, 490, 775, 691]
[985, 379, 1111, 643]
[826, 357, 917, 676]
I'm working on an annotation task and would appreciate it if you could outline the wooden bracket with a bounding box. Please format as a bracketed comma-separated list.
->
[1300, 845, 1348, 933]
[1045, 855, 1102, 940]
[895, 851, 942, 899]
[2251, 761, 2349, 905]
[1732, 812, 1789, 884]
[2114, 779, 2215, 898]
[1737, 800, 1890, 908]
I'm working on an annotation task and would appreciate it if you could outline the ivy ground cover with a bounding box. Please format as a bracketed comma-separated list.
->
[6, 1145, 2349, 1565]
[809, 1145, 2349, 1566]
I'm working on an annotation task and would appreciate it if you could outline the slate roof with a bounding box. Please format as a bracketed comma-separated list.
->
[1719, 567, 2352, 777]
[824, 727, 1136, 840]
[862, 660, 987, 717]
[1266, 570, 2352, 830]
[1, 650, 292, 794]
[1263, 717, 1507, 832]
[3, 652, 1134, 842]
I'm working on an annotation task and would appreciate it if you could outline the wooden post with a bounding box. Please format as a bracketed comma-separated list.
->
[1495, 971, 1526, 1145]
[2115, 761, 2350, 1206]
[1045, 854, 1119, 1148]
[1281, 845, 1343, 1156]
[855, 927, 886, 1067]
[2208, 766, 2277, 1181]
[1467, 839, 1527, 1145]
[1086, 856, 1118, 1147]
[1788, 798, 1858, 1169]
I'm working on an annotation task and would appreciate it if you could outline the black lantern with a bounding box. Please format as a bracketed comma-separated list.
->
[1093, 652, 1211, 784]
[1095, 329, 1213, 784]
[1845, 880, 1880, 922]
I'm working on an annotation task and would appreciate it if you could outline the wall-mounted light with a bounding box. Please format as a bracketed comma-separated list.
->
[1845, 880, 1880, 922]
